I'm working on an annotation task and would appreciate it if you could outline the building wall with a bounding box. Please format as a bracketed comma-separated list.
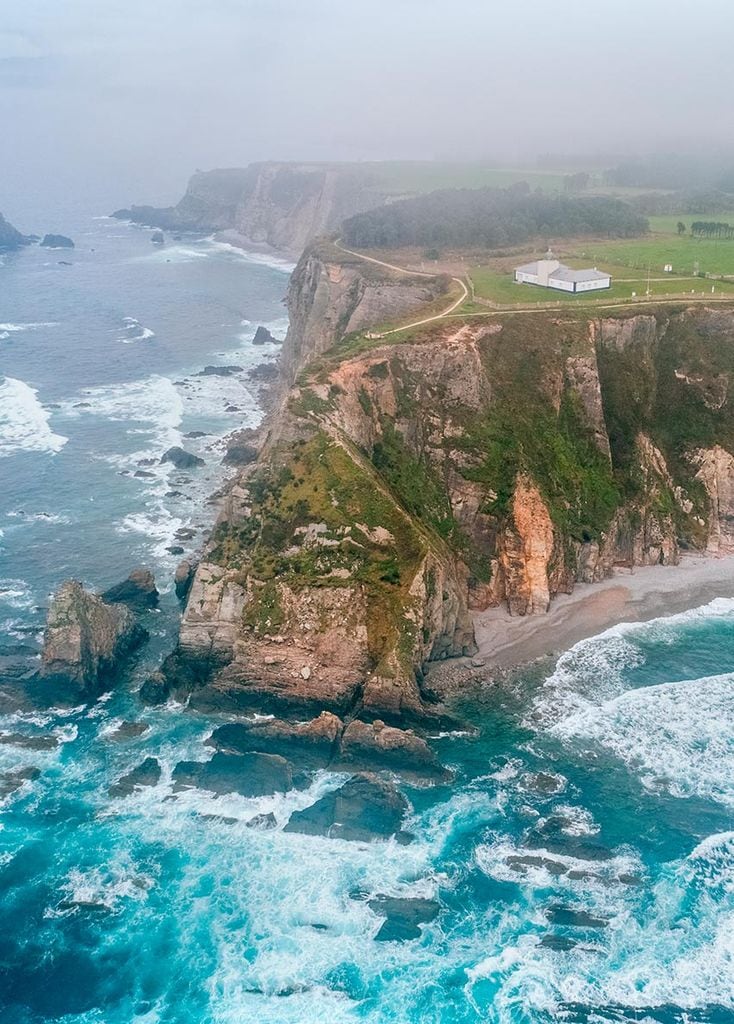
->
[576, 277, 611, 292]
[515, 271, 539, 284]
[547, 276, 575, 292]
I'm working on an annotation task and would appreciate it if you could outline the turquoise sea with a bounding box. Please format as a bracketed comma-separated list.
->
[1, 201, 733, 1024]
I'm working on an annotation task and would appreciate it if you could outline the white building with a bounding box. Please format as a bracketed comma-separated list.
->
[514, 257, 611, 293]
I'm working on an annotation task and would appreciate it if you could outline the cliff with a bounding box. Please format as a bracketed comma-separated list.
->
[114, 163, 391, 255]
[153, 247, 734, 729]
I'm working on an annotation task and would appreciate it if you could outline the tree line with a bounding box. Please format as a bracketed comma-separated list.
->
[341, 186, 648, 249]
[690, 221, 734, 239]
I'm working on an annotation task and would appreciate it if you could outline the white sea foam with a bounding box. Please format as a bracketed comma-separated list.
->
[6, 510, 71, 526]
[117, 316, 156, 344]
[0, 321, 58, 341]
[553, 671, 734, 807]
[206, 238, 297, 274]
[529, 596, 734, 731]
[0, 377, 68, 457]
[0, 578, 34, 609]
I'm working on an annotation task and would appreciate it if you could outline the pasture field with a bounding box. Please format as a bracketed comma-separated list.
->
[468, 264, 734, 306]
[367, 161, 568, 196]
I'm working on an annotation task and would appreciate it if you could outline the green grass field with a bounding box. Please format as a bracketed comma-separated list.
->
[468, 266, 734, 306]
[365, 162, 568, 196]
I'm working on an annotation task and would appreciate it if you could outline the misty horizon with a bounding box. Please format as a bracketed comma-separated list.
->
[3, 0, 734, 216]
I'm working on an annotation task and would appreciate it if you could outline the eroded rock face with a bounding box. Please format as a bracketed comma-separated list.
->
[39, 581, 147, 701]
[693, 445, 734, 553]
[338, 719, 446, 778]
[500, 475, 558, 616]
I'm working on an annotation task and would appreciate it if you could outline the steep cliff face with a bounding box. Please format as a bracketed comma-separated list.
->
[115, 164, 390, 254]
[160, 244, 734, 722]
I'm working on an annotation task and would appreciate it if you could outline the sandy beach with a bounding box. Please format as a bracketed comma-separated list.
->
[471, 554, 734, 669]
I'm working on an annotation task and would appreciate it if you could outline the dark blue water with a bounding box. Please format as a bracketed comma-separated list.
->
[1, 210, 733, 1024]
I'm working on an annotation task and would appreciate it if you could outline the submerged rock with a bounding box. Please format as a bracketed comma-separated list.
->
[102, 567, 159, 611]
[0, 766, 40, 796]
[197, 365, 243, 377]
[151, 229, 164, 245]
[284, 773, 409, 842]
[161, 447, 205, 469]
[104, 721, 150, 743]
[109, 757, 161, 797]
[367, 895, 440, 942]
[38, 581, 147, 702]
[0, 732, 59, 751]
[172, 751, 293, 797]
[545, 905, 610, 929]
[40, 234, 74, 249]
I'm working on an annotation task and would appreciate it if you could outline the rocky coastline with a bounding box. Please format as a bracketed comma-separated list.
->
[20, 185, 734, 843]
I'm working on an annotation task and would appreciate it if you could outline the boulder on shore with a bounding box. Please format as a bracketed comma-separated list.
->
[161, 446, 205, 469]
[40, 234, 74, 249]
[284, 773, 410, 842]
[102, 567, 159, 610]
[38, 580, 147, 702]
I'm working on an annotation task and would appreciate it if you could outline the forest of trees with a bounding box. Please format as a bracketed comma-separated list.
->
[341, 187, 648, 249]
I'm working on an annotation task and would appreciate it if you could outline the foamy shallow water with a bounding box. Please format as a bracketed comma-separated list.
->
[2, 216, 734, 1023]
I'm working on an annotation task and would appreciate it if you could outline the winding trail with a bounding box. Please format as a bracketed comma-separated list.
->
[334, 240, 468, 336]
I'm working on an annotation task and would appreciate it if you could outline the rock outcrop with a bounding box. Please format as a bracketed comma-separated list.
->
[0, 212, 31, 251]
[40, 234, 74, 249]
[39, 581, 147, 701]
[102, 567, 159, 610]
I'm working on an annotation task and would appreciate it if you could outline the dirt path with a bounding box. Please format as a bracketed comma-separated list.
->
[334, 240, 469, 336]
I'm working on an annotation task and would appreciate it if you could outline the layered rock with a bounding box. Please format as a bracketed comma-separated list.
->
[39, 581, 147, 701]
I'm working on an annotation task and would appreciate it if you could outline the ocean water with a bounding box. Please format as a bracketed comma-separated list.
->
[1, 214, 734, 1024]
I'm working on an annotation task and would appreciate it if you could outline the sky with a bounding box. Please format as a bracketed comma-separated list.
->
[1, 0, 733, 215]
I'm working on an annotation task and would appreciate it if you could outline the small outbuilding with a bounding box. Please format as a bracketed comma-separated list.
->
[514, 255, 611, 293]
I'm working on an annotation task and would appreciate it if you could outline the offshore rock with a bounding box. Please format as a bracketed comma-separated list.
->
[161, 446, 205, 469]
[0, 212, 32, 251]
[40, 234, 74, 248]
[172, 751, 293, 797]
[102, 567, 159, 610]
[38, 581, 147, 702]
[253, 325, 276, 345]
[284, 773, 409, 842]
[367, 895, 440, 942]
